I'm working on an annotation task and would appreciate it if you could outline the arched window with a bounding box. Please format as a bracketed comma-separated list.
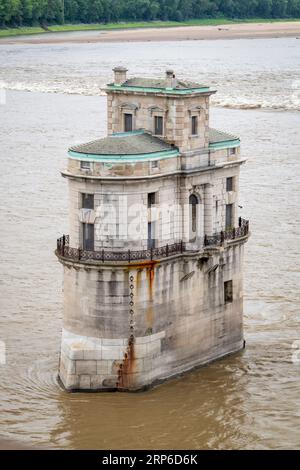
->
[189, 194, 198, 241]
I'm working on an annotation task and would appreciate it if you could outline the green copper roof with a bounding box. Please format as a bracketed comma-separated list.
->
[70, 131, 174, 155]
[68, 128, 240, 163]
[106, 71, 216, 95]
[106, 83, 213, 95]
[209, 128, 240, 149]
[124, 77, 208, 90]
[68, 131, 179, 162]
[106, 76, 214, 95]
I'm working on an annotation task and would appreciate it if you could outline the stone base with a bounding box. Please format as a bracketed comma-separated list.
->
[59, 242, 246, 392]
[59, 329, 244, 392]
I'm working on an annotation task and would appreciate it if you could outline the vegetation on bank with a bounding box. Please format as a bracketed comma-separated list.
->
[1, 17, 300, 38]
[1, 0, 300, 27]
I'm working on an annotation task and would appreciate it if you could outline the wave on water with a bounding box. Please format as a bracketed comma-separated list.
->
[0, 80, 103, 96]
[1, 80, 300, 111]
[213, 96, 300, 111]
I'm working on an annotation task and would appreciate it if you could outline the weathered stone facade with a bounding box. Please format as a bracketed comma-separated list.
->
[56, 68, 249, 391]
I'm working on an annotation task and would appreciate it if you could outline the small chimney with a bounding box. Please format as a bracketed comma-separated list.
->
[166, 69, 174, 88]
[171, 73, 178, 88]
[113, 66, 128, 86]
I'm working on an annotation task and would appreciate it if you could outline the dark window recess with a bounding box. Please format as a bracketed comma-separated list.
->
[224, 280, 233, 303]
[189, 194, 198, 239]
[147, 193, 156, 249]
[80, 161, 91, 170]
[148, 222, 155, 250]
[82, 193, 94, 210]
[148, 192, 156, 208]
[154, 116, 163, 135]
[225, 203, 233, 229]
[230, 148, 236, 155]
[82, 223, 94, 251]
[124, 113, 133, 132]
[226, 177, 233, 192]
[191, 116, 198, 135]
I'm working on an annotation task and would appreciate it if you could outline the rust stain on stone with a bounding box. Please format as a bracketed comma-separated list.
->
[127, 261, 158, 332]
[125, 260, 159, 270]
[117, 263, 158, 390]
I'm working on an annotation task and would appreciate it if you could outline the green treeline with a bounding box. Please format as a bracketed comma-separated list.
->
[1, 0, 300, 28]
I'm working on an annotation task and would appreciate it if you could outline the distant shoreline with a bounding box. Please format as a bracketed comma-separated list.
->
[0, 20, 300, 45]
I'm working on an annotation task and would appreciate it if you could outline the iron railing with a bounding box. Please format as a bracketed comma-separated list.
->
[204, 217, 249, 247]
[56, 218, 249, 263]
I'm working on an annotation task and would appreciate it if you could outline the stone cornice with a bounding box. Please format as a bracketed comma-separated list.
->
[61, 158, 246, 182]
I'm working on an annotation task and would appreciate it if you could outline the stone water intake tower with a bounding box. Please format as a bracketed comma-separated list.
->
[56, 67, 250, 391]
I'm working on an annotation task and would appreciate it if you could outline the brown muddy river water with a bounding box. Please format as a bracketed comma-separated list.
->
[0, 38, 299, 449]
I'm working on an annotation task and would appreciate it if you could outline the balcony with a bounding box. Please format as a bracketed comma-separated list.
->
[56, 219, 249, 263]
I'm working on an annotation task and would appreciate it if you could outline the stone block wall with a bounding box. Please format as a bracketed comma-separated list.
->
[59, 241, 245, 391]
[67, 156, 180, 179]
[106, 92, 210, 152]
[66, 164, 241, 252]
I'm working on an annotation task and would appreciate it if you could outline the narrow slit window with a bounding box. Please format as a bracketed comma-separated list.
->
[191, 116, 198, 135]
[124, 113, 133, 132]
[148, 192, 156, 208]
[148, 193, 156, 250]
[224, 280, 233, 303]
[154, 116, 163, 136]
[225, 203, 233, 230]
[189, 194, 198, 241]
[148, 222, 155, 250]
[226, 177, 233, 192]
[82, 223, 94, 251]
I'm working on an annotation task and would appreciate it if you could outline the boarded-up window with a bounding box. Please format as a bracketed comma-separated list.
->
[224, 280, 233, 303]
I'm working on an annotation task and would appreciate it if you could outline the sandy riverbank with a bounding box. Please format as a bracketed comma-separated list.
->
[1, 21, 300, 45]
